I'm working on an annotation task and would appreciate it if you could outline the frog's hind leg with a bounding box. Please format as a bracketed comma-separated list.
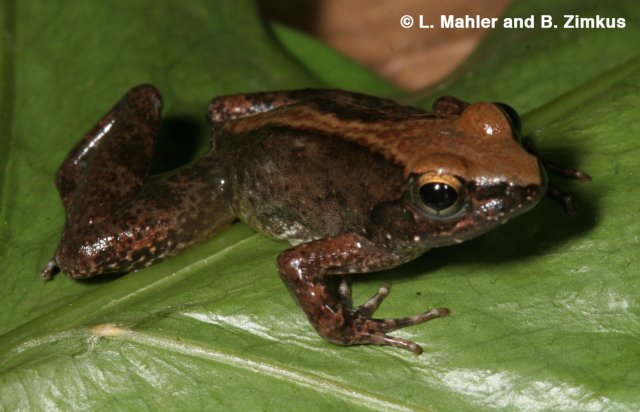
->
[53, 85, 162, 212]
[63, 85, 162, 218]
[42, 85, 163, 279]
[53, 107, 116, 211]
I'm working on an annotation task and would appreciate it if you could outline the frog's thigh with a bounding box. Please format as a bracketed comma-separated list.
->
[68, 85, 163, 218]
[207, 91, 306, 123]
[432, 95, 469, 116]
[55, 85, 163, 213]
[55, 104, 119, 210]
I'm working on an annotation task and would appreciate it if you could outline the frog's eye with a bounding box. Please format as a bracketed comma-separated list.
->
[410, 173, 465, 218]
[494, 102, 522, 139]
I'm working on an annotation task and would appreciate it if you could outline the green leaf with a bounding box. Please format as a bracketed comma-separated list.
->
[1, 0, 639, 411]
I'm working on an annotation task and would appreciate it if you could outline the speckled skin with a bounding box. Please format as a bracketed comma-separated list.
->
[43, 85, 587, 354]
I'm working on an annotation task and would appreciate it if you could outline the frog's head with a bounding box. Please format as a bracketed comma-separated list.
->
[372, 99, 547, 249]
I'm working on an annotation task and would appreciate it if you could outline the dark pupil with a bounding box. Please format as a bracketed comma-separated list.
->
[419, 182, 458, 211]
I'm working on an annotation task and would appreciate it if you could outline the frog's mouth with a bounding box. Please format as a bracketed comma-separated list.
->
[471, 182, 544, 223]
[438, 182, 543, 245]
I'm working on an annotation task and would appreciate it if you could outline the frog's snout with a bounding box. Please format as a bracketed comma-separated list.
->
[524, 184, 543, 203]
[505, 183, 544, 216]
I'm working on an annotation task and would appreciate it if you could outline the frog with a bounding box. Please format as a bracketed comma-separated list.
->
[41, 85, 590, 354]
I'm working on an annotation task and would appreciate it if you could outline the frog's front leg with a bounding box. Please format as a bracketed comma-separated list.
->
[523, 140, 592, 215]
[277, 234, 449, 354]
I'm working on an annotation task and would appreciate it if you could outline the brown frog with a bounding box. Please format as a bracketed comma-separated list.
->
[42, 85, 589, 354]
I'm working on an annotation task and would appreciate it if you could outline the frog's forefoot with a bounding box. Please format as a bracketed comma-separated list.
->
[338, 279, 391, 318]
[335, 278, 449, 355]
[339, 282, 449, 355]
[543, 163, 592, 182]
[542, 162, 592, 216]
[546, 185, 579, 216]
[40, 259, 60, 280]
[349, 306, 449, 355]
[523, 139, 591, 216]
[544, 168, 591, 216]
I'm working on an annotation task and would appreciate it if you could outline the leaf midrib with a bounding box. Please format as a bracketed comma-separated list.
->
[98, 325, 425, 412]
[0, 231, 262, 363]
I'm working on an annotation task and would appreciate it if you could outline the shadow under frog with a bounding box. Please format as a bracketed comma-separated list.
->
[41, 85, 590, 355]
